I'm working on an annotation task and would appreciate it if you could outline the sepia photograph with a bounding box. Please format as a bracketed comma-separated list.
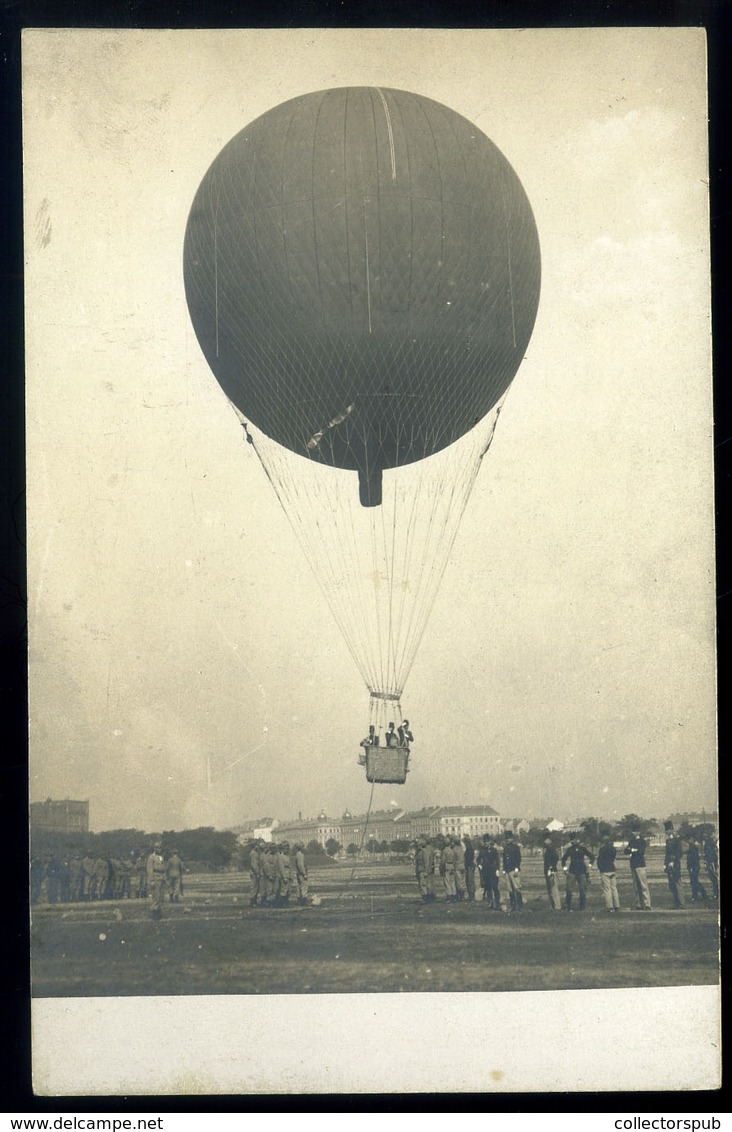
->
[23, 27, 720, 1094]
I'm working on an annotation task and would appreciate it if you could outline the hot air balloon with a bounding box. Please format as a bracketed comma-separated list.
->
[184, 87, 540, 785]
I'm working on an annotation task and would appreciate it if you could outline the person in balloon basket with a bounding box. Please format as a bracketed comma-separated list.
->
[686, 838, 709, 902]
[294, 843, 309, 905]
[596, 830, 621, 912]
[561, 833, 594, 911]
[398, 720, 414, 748]
[663, 821, 684, 909]
[146, 843, 166, 920]
[542, 834, 562, 911]
[385, 722, 398, 748]
[624, 827, 651, 910]
[502, 831, 523, 911]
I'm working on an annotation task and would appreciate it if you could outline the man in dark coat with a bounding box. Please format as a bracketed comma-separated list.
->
[477, 835, 501, 910]
[543, 834, 561, 910]
[597, 831, 621, 911]
[561, 833, 594, 911]
[503, 830, 523, 911]
[624, 827, 651, 910]
[663, 820, 684, 908]
[687, 838, 708, 902]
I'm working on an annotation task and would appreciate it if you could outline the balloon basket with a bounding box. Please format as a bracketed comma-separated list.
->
[363, 747, 410, 785]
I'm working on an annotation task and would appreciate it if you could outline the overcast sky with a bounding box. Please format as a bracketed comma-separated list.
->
[24, 28, 716, 833]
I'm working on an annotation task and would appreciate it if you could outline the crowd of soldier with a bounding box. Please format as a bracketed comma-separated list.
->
[411, 824, 720, 913]
[247, 840, 310, 906]
[30, 849, 182, 906]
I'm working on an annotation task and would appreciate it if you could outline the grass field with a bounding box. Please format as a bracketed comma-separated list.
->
[31, 853, 719, 998]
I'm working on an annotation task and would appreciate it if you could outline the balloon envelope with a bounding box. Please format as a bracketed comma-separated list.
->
[184, 86, 541, 505]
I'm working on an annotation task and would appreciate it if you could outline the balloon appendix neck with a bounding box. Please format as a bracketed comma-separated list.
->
[183, 85, 540, 507]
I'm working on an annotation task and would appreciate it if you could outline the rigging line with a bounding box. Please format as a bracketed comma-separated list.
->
[378, 482, 399, 695]
[333, 775, 377, 900]
[392, 464, 432, 682]
[247, 437, 371, 686]
[286, 468, 375, 689]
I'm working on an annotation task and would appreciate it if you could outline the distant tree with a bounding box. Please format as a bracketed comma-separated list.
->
[522, 827, 548, 851]
[390, 839, 410, 855]
[346, 843, 360, 857]
[325, 838, 342, 858]
[366, 838, 379, 856]
[306, 839, 325, 856]
[378, 839, 390, 855]
[615, 814, 657, 841]
[579, 817, 601, 846]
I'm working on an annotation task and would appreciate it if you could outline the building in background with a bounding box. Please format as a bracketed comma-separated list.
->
[30, 798, 89, 835]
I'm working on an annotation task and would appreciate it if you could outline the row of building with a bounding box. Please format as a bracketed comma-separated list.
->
[231, 806, 719, 850]
[234, 805, 505, 848]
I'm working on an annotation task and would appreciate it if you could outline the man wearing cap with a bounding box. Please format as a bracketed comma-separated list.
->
[453, 835, 466, 901]
[463, 835, 477, 902]
[686, 837, 709, 902]
[248, 840, 263, 906]
[542, 834, 562, 911]
[276, 841, 292, 905]
[624, 827, 651, 910]
[441, 837, 458, 902]
[702, 833, 719, 901]
[166, 848, 184, 903]
[415, 837, 434, 902]
[260, 844, 277, 905]
[663, 821, 684, 909]
[146, 842, 166, 919]
[596, 829, 621, 912]
[561, 833, 595, 911]
[294, 843, 309, 905]
[503, 830, 523, 911]
[477, 835, 502, 909]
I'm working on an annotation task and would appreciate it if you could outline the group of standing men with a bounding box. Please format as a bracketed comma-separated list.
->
[413, 824, 719, 913]
[413, 830, 524, 909]
[247, 840, 310, 907]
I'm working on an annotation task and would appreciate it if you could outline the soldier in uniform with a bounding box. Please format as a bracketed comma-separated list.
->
[68, 853, 83, 902]
[248, 840, 262, 906]
[477, 835, 502, 910]
[663, 820, 684, 909]
[294, 843, 309, 905]
[415, 836, 435, 902]
[453, 835, 466, 901]
[166, 848, 184, 903]
[441, 837, 458, 902]
[260, 844, 277, 905]
[276, 841, 292, 905]
[703, 833, 719, 901]
[463, 835, 477, 902]
[118, 854, 133, 899]
[543, 834, 562, 911]
[135, 852, 148, 899]
[687, 838, 708, 902]
[502, 830, 523, 911]
[596, 830, 621, 912]
[146, 842, 167, 919]
[624, 826, 651, 910]
[561, 833, 594, 911]
[81, 852, 96, 901]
